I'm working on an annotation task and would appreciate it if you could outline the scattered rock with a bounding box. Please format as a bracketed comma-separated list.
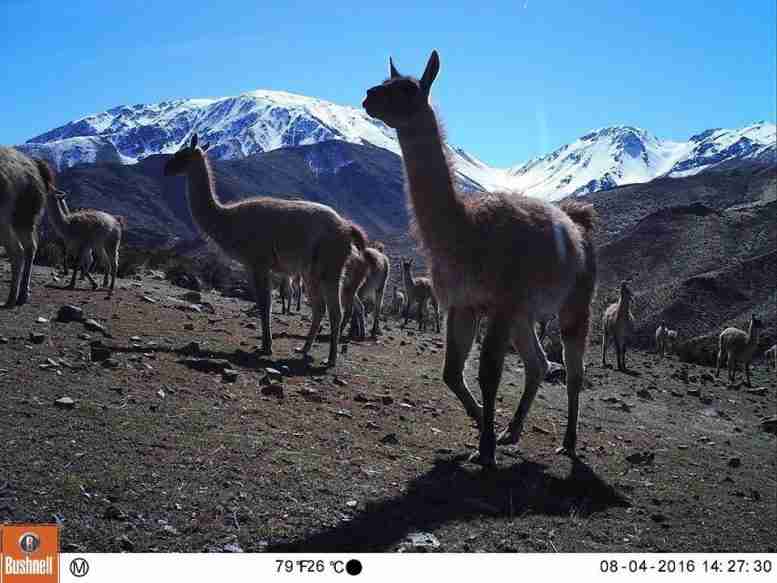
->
[222, 542, 243, 553]
[625, 451, 655, 465]
[381, 395, 394, 405]
[333, 376, 348, 387]
[141, 295, 157, 304]
[531, 425, 550, 435]
[380, 433, 399, 445]
[0, 337, 8, 344]
[90, 342, 111, 362]
[83, 319, 110, 337]
[636, 387, 653, 400]
[298, 387, 323, 402]
[686, 388, 701, 397]
[183, 291, 202, 304]
[746, 387, 768, 396]
[222, 369, 239, 382]
[28, 332, 46, 344]
[35, 316, 49, 324]
[178, 358, 230, 373]
[397, 531, 440, 552]
[335, 409, 353, 419]
[727, 457, 742, 468]
[115, 535, 134, 551]
[260, 384, 284, 398]
[103, 505, 128, 521]
[651, 513, 667, 523]
[55, 397, 76, 409]
[56, 305, 84, 323]
[760, 416, 777, 435]
[102, 358, 120, 369]
[265, 367, 283, 380]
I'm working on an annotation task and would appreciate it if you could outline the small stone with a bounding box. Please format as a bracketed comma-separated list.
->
[0, 337, 8, 344]
[83, 319, 109, 336]
[260, 384, 284, 398]
[335, 409, 353, 419]
[102, 358, 120, 369]
[746, 387, 768, 396]
[222, 542, 243, 553]
[636, 387, 653, 400]
[57, 305, 84, 323]
[345, 500, 358, 508]
[381, 395, 394, 405]
[651, 513, 667, 523]
[222, 369, 239, 382]
[184, 323, 194, 331]
[130, 336, 142, 342]
[183, 291, 202, 304]
[157, 389, 166, 399]
[298, 387, 323, 402]
[727, 457, 741, 468]
[380, 433, 399, 445]
[531, 425, 550, 435]
[333, 376, 348, 387]
[760, 416, 777, 435]
[90, 342, 111, 362]
[36, 316, 49, 324]
[178, 358, 230, 373]
[686, 388, 701, 397]
[625, 451, 655, 465]
[265, 367, 283, 380]
[78, 333, 91, 341]
[141, 295, 157, 304]
[29, 332, 46, 344]
[55, 397, 76, 409]
[103, 504, 127, 521]
[116, 535, 134, 551]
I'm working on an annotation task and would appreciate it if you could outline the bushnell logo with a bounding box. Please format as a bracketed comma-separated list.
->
[19, 532, 41, 553]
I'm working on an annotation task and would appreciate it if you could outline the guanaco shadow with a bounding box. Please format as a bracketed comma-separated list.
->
[266, 457, 630, 552]
[108, 342, 336, 376]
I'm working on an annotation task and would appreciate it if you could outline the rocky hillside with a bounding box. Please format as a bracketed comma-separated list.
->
[578, 165, 776, 361]
[54, 140, 410, 245]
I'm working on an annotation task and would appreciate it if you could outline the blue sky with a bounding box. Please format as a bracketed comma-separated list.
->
[1, 1, 774, 167]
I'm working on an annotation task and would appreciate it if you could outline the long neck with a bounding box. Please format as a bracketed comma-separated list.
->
[396, 109, 466, 246]
[402, 266, 415, 290]
[618, 292, 631, 314]
[747, 322, 759, 345]
[185, 154, 226, 236]
[46, 195, 71, 237]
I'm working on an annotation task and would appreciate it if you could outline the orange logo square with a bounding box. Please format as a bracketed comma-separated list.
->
[1, 524, 59, 583]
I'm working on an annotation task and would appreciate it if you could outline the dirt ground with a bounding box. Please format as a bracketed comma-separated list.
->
[1, 266, 775, 553]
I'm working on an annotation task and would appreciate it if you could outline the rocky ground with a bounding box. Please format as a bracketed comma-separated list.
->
[0, 266, 775, 553]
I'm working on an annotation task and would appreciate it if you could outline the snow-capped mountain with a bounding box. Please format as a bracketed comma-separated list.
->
[17, 88, 775, 201]
[504, 122, 776, 199]
[20, 89, 498, 192]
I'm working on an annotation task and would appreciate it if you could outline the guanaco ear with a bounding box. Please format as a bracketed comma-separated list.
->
[389, 56, 400, 79]
[420, 50, 440, 96]
[190, 133, 199, 148]
[201, 142, 211, 151]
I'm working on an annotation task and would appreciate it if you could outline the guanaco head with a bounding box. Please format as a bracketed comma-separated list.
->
[619, 280, 632, 301]
[363, 50, 440, 129]
[163, 133, 211, 176]
[749, 314, 763, 333]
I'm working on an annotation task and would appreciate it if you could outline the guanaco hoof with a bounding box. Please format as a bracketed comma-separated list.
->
[496, 428, 520, 446]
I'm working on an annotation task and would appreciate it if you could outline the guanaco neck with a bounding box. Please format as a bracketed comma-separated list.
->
[747, 321, 760, 346]
[402, 265, 416, 292]
[185, 153, 226, 237]
[617, 291, 632, 317]
[46, 195, 71, 238]
[396, 108, 467, 249]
